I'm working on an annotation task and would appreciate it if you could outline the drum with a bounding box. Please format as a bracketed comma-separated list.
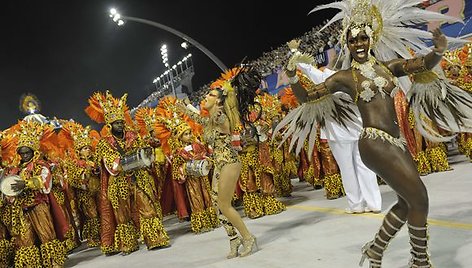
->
[0, 175, 24, 197]
[120, 148, 155, 172]
[185, 159, 211, 177]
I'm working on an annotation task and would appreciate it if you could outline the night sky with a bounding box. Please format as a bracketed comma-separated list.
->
[0, 0, 336, 129]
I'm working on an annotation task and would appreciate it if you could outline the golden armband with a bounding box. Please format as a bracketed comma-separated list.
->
[306, 83, 329, 102]
[402, 57, 427, 75]
[412, 70, 438, 84]
[298, 72, 329, 102]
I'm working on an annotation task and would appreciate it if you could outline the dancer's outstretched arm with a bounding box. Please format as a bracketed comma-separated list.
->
[285, 68, 356, 103]
[388, 27, 447, 77]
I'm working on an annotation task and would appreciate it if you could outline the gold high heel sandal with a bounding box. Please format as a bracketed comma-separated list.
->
[227, 237, 242, 259]
[239, 235, 258, 257]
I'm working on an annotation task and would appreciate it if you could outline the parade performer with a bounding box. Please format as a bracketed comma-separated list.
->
[153, 97, 219, 234]
[275, 0, 469, 266]
[445, 46, 472, 159]
[252, 93, 288, 211]
[259, 93, 293, 197]
[278, 89, 302, 188]
[134, 106, 167, 218]
[45, 144, 81, 253]
[0, 131, 14, 268]
[238, 105, 285, 219]
[178, 67, 260, 258]
[294, 59, 381, 211]
[1, 120, 66, 267]
[85, 91, 169, 255]
[59, 122, 102, 248]
[152, 103, 192, 221]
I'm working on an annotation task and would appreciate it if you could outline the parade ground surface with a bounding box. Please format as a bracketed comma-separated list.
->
[67, 152, 472, 268]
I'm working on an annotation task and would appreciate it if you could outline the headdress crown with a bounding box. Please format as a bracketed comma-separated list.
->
[85, 90, 129, 125]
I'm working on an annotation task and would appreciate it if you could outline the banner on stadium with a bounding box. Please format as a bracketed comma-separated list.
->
[426, 0, 472, 39]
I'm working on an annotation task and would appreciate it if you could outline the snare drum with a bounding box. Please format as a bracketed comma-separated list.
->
[185, 159, 211, 177]
[0, 175, 24, 197]
[120, 148, 155, 172]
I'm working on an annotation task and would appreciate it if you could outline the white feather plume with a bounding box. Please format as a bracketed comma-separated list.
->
[311, 0, 465, 64]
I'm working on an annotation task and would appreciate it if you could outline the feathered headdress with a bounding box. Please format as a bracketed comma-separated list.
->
[311, 0, 464, 68]
[153, 96, 202, 154]
[1, 120, 56, 165]
[211, 67, 242, 93]
[1, 130, 15, 166]
[58, 121, 100, 157]
[16, 120, 55, 152]
[85, 90, 132, 125]
[134, 107, 158, 137]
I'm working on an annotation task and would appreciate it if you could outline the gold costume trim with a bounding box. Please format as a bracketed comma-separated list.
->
[0, 239, 13, 268]
[426, 146, 450, 172]
[40, 239, 66, 268]
[140, 216, 170, 249]
[114, 222, 139, 254]
[360, 127, 407, 151]
[242, 192, 264, 219]
[323, 173, 345, 200]
[14, 245, 41, 268]
[82, 217, 100, 247]
[261, 195, 286, 215]
[414, 151, 431, 176]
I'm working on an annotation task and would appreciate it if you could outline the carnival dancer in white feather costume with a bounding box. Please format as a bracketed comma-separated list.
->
[298, 62, 383, 214]
[273, 0, 471, 267]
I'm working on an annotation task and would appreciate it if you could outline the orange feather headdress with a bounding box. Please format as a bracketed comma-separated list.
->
[210, 67, 242, 91]
[58, 121, 100, 158]
[153, 96, 202, 155]
[134, 107, 158, 137]
[85, 90, 132, 125]
[1, 120, 55, 165]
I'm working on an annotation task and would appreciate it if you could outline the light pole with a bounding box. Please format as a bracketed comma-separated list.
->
[109, 8, 227, 71]
[160, 44, 176, 97]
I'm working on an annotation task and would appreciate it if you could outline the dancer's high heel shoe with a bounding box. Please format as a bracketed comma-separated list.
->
[227, 237, 242, 259]
[239, 235, 258, 257]
[359, 240, 382, 267]
[359, 210, 406, 267]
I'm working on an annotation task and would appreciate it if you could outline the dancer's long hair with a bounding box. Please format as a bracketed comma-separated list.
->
[215, 66, 262, 133]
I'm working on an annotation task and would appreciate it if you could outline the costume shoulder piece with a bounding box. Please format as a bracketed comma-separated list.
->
[407, 68, 472, 141]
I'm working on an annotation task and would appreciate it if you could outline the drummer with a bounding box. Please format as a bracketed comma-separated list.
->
[171, 121, 219, 233]
[0, 130, 14, 268]
[0, 120, 67, 267]
[85, 90, 169, 255]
